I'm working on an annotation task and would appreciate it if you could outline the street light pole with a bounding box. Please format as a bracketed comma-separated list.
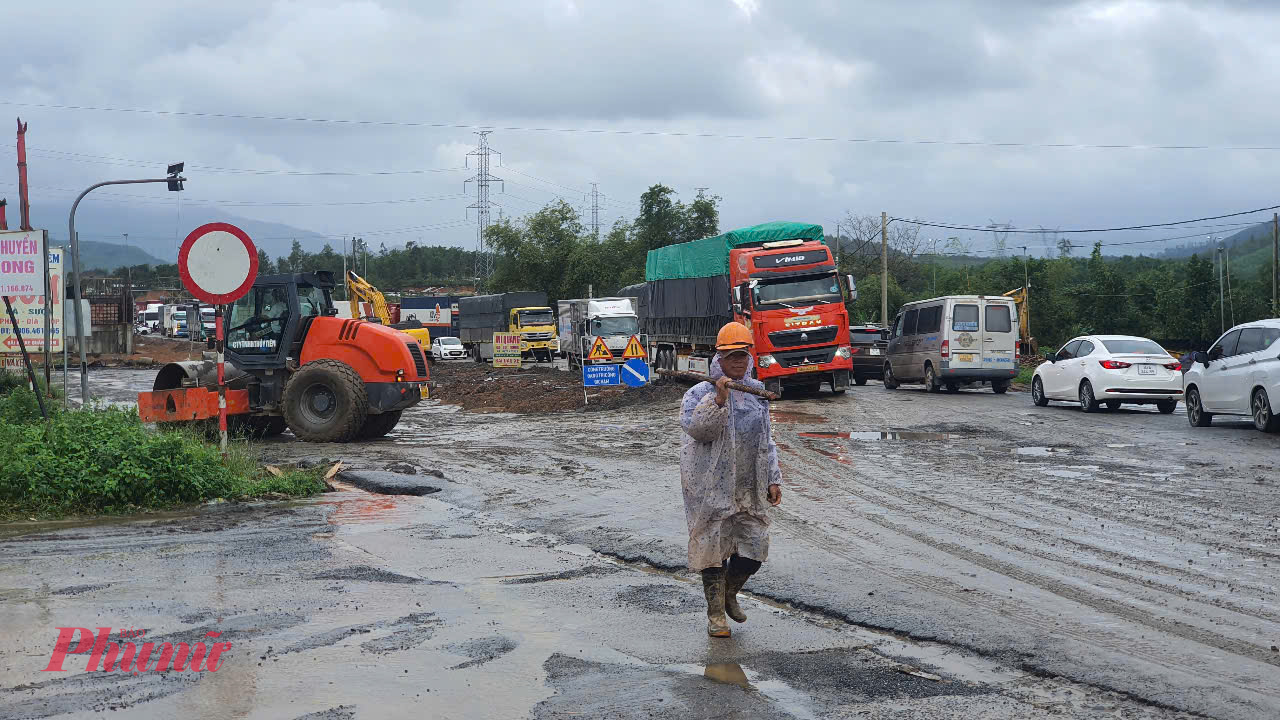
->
[68, 170, 184, 405]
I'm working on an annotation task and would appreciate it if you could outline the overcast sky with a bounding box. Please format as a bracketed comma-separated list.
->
[4, 0, 1280, 258]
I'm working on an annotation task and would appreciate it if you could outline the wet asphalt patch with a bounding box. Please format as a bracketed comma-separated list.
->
[50, 583, 112, 596]
[446, 635, 518, 669]
[337, 470, 442, 496]
[290, 705, 356, 720]
[615, 583, 705, 615]
[499, 564, 620, 584]
[310, 565, 425, 584]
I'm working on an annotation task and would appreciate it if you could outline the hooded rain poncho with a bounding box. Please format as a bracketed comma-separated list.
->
[679, 353, 782, 572]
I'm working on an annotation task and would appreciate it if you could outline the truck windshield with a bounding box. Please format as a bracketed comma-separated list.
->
[754, 274, 841, 308]
[518, 310, 553, 326]
[590, 316, 638, 336]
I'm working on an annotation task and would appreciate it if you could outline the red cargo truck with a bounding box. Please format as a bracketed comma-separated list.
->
[624, 221, 857, 396]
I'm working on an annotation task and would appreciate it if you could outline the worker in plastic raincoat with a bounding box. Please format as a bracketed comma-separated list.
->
[680, 321, 782, 638]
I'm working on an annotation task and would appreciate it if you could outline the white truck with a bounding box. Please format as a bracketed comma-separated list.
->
[161, 305, 189, 338]
[558, 297, 641, 368]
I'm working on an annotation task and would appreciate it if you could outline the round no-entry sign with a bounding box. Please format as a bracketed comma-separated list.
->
[178, 222, 258, 304]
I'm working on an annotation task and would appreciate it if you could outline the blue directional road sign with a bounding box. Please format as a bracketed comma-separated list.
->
[620, 358, 650, 387]
[583, 363, 620, 387]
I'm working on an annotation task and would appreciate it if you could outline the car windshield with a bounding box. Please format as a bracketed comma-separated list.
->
[440, 337, 461, 345]
[754, 274, 841, 307]
[590, 316, 638, 336]
[518, 311, 553, 326]
[1100, 338, 1168, 356]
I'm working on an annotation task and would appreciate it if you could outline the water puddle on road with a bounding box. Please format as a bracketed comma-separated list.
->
[1040, 465, 1101, 480]
[1015, 446, 1068, 457]
[666, 662, 819, 720]
[798, 431, 951, 441]
[770, 409, 829, 424]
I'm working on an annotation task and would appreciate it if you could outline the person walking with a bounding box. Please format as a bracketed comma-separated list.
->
[679, 321, 782, 638]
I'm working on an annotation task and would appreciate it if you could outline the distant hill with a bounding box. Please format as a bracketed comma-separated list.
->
[74, 241, 166, 272]
[1158, 220, 1275, 266]
[28, 201, 330, 263]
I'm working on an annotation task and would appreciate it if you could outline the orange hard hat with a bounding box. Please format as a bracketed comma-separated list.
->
[715, 321, 753, 351]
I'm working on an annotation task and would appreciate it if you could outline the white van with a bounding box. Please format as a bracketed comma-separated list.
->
[883, 295, 1019, 393]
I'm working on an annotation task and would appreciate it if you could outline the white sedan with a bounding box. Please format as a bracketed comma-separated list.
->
[429, 336, 467, 361]
[1183, 319, 1280, 432]
[1032, 335, 1182, 413]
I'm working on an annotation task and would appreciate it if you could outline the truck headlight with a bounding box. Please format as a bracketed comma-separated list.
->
[758, 354, 777, 368]
[835, 345, 852, 359]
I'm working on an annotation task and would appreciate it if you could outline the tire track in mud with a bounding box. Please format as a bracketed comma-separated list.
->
[780, 442, 1280, 664]
[792, 436, 1280, 627]
[765, 402, 1280, 716]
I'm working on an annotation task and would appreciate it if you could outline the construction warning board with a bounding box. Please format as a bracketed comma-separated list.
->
[622, 335, 646, 360]
[588, 335, 613, 361]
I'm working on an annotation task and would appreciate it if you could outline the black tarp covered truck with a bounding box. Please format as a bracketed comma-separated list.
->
[458, 292, 557, 362]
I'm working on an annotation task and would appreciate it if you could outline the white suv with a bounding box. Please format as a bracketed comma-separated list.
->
[1183, 319, 1280, 432]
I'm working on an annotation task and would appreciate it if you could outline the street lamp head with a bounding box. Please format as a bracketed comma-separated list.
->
[167, 162, 185, 191]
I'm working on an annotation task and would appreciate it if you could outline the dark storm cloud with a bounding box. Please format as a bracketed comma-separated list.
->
[2, 0, 1280, 256]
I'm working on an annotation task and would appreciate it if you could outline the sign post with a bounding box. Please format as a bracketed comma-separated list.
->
[0, 229, 49, 420]
[492, 332, 521, 368]
[177, 223, 258, 453]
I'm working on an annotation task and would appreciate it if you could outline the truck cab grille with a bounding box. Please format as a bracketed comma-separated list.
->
[768, 325, 838, 348]
[774, 346, 836, 368]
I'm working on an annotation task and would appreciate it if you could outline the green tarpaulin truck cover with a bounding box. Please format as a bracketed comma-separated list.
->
[644, 221, 826, 281]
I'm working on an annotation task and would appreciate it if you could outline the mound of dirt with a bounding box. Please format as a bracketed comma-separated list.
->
[428, 361, 685, 414]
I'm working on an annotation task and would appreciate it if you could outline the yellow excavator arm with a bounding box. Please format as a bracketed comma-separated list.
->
[346, 270, 431, 349]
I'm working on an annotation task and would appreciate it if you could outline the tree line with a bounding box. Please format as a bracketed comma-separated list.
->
[97, 188, 1273, 350]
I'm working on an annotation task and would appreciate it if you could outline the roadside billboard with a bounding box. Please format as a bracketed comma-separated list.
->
[493, 332, 521, 368]
[0, 240, 62, 357]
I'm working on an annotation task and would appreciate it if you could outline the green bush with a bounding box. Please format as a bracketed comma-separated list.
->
[0, 383, 323, 517]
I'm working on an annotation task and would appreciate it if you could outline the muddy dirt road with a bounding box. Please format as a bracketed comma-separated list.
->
[3, 368, 1277, 718]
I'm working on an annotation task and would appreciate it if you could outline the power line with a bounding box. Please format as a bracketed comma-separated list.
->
[11, 99, 1280, 152]
[890, 203, 1280, 234]
[0, 146, 469, 177]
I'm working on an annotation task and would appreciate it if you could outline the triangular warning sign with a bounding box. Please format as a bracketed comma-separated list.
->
[588, 336, 613, 360]
[622, 335, 645, 360]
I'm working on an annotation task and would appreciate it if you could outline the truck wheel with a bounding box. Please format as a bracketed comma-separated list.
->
[283, 360, 369, 443]
[831, 370, 849, 395]
[854, 376, 868, 386]
[357, 410, 402, 439]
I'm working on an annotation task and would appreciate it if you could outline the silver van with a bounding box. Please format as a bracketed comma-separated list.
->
[882, 295, 1019, 393]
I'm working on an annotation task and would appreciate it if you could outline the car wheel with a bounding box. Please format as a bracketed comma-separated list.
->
[1031, 377, 1049, 407]
[946, 383, 959, 393]
[1186, 386, 1212, 427]
[1078, 380, 1100, 412]
[1105, 400, 1121, 411]
[854, 377, 868, 386]
[1156, 400, 1177, 414]
[992, 381, 1009, 394]
[1252, 388, 1280, 432]
[883, 363, 899, 390]
[924, 364, 941, 393]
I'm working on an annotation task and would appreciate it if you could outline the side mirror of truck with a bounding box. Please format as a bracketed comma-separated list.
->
[846, 275, 857, 301]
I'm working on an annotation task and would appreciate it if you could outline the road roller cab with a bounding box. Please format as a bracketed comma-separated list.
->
[139, 270, 429, 442]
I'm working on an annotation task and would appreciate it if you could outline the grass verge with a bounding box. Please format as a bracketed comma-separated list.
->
[0, 376, 324, 519]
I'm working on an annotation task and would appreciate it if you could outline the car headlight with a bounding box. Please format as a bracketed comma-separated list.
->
[758, 354, 777, 369]
[835, 345, 852, 359]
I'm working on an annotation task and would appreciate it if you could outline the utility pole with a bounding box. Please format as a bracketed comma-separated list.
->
[465, 131, 502, 287]
[1216, 240, 1225, 335]
[123, 233, 132, 328]
[929, 237, 938, 295]
[880, 211, 888, 326]
[1019, 245, 1031, 352]
[589, 183, 601, 240]
[1273, 213, 1278, 316]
